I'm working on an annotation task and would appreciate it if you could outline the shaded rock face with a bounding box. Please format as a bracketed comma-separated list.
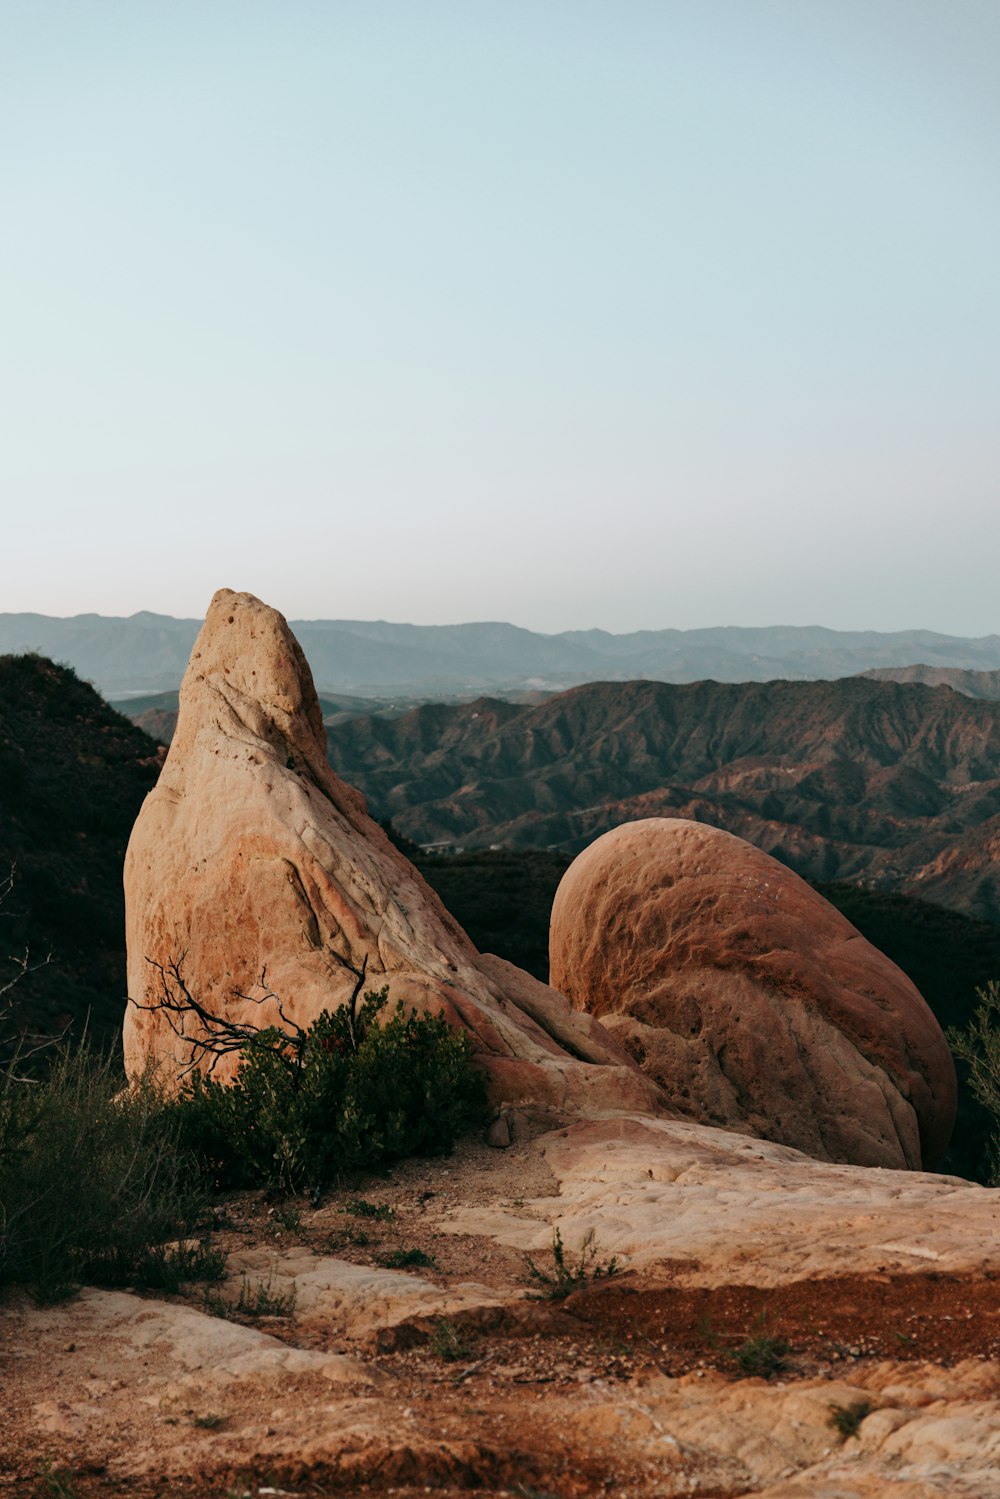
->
[549, 819, 957, 1170]
[124, 590, 660, 1120]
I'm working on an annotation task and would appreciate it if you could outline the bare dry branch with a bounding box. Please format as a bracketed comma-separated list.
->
[327, 948, 368, 1050]
[130, 955, 308, 1079]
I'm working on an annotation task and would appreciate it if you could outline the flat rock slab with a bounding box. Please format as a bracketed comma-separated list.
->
[226, 1246, 504, 1338]
[438, 1115, 1000, 1286]
[6, 1122, 999, 1496]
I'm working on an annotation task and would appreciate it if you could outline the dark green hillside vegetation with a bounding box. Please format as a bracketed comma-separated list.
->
[414, 847, 571, 982]
[0, 1043, 207, 1301]
[0, 654, 161, 1049]
[816, 884, 1000, 1183]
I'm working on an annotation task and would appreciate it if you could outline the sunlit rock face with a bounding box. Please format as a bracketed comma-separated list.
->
[549, 818, 956, 1169]
[123, 589, 661, 1122]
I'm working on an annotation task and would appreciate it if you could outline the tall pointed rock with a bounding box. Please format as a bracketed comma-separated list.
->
[124, 590, 659, 1119]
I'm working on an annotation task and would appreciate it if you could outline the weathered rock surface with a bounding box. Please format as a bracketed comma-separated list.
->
[441, 1115, 1000, 1284]
[549, 819, 957, 1169]
[6, 1119, 1000, 1496]
[123, 589, 659, 1117]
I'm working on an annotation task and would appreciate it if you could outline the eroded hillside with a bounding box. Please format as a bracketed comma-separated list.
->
[327, 677, 1000, 922]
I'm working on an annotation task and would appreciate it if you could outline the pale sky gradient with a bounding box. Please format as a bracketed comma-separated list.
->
[2, 1, 998, 633]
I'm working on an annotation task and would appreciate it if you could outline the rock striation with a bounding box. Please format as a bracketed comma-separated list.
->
[123, 590, 659, 1119]
[549, 818, 957, 1170]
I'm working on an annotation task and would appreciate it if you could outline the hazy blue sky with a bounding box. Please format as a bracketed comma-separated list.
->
[2, 1, 998, 633]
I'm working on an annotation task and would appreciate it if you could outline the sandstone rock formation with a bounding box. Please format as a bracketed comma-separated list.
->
[549, 818, 957, 1170]
[123, 589, 660, 1119]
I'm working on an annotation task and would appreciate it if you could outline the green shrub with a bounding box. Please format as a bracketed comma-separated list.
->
[0, 1045, 205, 1299]
[170, 986, 488, 1195]
[379, 1246, 437, 1270]
[948, 980, 1000, 1184]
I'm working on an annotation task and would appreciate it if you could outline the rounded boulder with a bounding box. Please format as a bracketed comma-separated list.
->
[549, 818, 956, 1170]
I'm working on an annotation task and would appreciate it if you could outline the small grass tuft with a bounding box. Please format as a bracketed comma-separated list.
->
[344, 1198, 395, 1221]
[202, 1286, 231, 1319]
[131, 1240, 226, 1292]
[729, 1331, 790, 1379]
[270, 1203, 305, 1236]
[192, 1412, 227, 1430]
[828, 1400, 871, 1440]
[524, 1227, 618, 1301]
[235, 1272, 296, 1318]
[34, 1466, 79, 1499]
[430, 1317, 474, 1362]
[379, 1246, 437, 1270]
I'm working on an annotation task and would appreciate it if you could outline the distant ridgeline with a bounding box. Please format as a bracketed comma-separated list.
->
[3, 609, 1000, 697]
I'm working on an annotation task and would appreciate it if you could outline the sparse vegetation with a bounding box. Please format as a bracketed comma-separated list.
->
[235, 1271, 296, 1318]
[827, 1400, 871, 1439]
[192, 1412, 227, 1430]
[379, 1246, 437, 1270]
[345, 1197, 395, 1220]
[524, 1227, 619, 1300]
[33, 1466, 79, 1499]
[728, 1329, 790, 1379]
[269, 1203, 305, 1237]
[0, 1042, 205, 1300]
[948, 980, 1000, 1183]
[430, 1316, 474, 1362]
[202, 1285, 231, 1319]
[129, 1239, 226, 1293]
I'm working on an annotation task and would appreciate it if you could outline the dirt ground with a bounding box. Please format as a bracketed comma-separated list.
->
[4, 1134, 1000, 1499]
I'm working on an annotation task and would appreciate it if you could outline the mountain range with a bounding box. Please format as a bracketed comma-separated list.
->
[325, 676, 1000, 924]
[5, 610, 1000, 697]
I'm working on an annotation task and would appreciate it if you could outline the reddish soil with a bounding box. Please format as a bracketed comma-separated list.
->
[570, 1267, 1000, 1370]
[9, 1268, 1000, 1499]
